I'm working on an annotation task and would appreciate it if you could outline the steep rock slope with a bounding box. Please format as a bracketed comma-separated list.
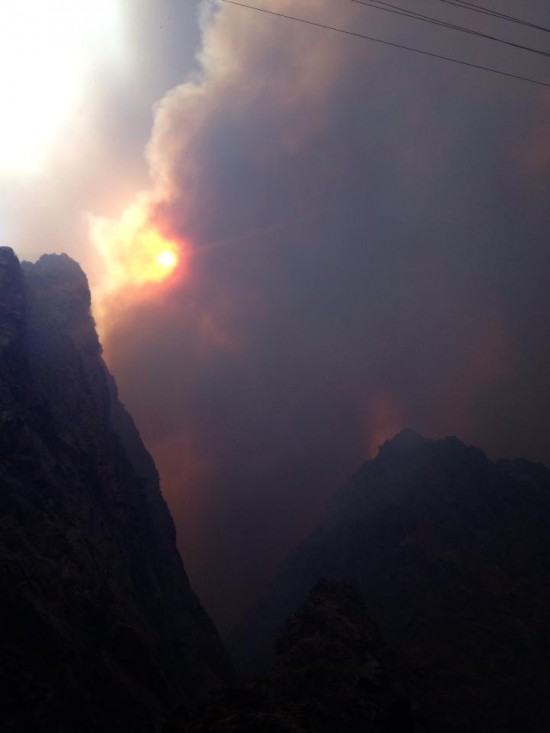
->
[235, 430, 550, 731]
[0, 248, 232, 732]
[165, 579, 421, 732]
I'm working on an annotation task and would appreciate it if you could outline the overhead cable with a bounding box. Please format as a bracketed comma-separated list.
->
[351, 0, 550, 59]
[435, 0, 550, 34]
[220, 1, 550, 89]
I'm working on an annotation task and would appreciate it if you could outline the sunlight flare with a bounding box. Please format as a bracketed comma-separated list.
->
[0, 0, 121, 174]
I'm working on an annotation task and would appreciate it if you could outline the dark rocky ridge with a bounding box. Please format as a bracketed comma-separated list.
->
[0, 248, 232, 732]
[234, 429, 550, 732]
[165, 579, 421, 732]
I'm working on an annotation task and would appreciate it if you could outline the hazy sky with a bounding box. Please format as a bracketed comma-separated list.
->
[3, 0, 550, 631]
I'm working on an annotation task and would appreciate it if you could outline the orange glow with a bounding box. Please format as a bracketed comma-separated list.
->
[363, 394, 403, 459]
[91, 201, 183, 290]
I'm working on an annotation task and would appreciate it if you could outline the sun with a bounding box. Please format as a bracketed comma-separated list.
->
[157, 250, 178, 270]
[91, 201, 184, 290]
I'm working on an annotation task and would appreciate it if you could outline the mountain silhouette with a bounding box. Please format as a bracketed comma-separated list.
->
[234, 430, 550, 731]
[0, 248, 232, 732]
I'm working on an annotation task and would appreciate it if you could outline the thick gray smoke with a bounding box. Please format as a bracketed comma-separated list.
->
[98, 1, 550, 629]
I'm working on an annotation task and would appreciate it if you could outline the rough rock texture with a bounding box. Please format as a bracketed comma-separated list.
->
[0, 248, 232, 732]
[164, 579, 421, 732]
[234, 429, 550, 732]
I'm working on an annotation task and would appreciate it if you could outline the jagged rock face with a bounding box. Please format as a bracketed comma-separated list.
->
[234, 430, 550, 732]
[164, 580, 419, 733]
[0, 248, 232, 732]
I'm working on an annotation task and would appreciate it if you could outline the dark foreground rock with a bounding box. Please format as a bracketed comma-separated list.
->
[164, 579, 421, 732]
[234, 430, 550, 732]
[0, 248, 232, 732]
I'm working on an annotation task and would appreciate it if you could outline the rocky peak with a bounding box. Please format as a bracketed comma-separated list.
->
[0, 247, 25, 355]
[377, 428, 428, 459]
[22, 252, 100, 359]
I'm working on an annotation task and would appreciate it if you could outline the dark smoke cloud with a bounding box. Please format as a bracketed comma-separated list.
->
[100, 0, 550, 630]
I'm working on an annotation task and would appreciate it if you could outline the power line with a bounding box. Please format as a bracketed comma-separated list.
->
[435, 0, 550, 34]
[351, 0, 550, 59]
[220, 0, 550, 89]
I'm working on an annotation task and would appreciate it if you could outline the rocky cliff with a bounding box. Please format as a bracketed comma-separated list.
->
[165, 579, 421, 732]
[0, 248, 232, 732]
[234, 429, 550, 731]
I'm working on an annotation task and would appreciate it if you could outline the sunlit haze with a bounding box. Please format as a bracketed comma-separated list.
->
[0, 0, 121, 174]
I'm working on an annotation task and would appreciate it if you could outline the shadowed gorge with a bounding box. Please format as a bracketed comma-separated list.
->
[164, 580, 422, 732]
[0, 247, 232, 732]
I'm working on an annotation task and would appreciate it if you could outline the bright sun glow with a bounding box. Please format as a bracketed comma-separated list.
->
[157, 250, 178, 269]
[91, 201, 182, 291]
[0, 0, 121, 174]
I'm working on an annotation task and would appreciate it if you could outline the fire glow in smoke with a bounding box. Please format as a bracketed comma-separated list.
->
[92, 201, 183, 291]
[90, 199, 186, 338]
